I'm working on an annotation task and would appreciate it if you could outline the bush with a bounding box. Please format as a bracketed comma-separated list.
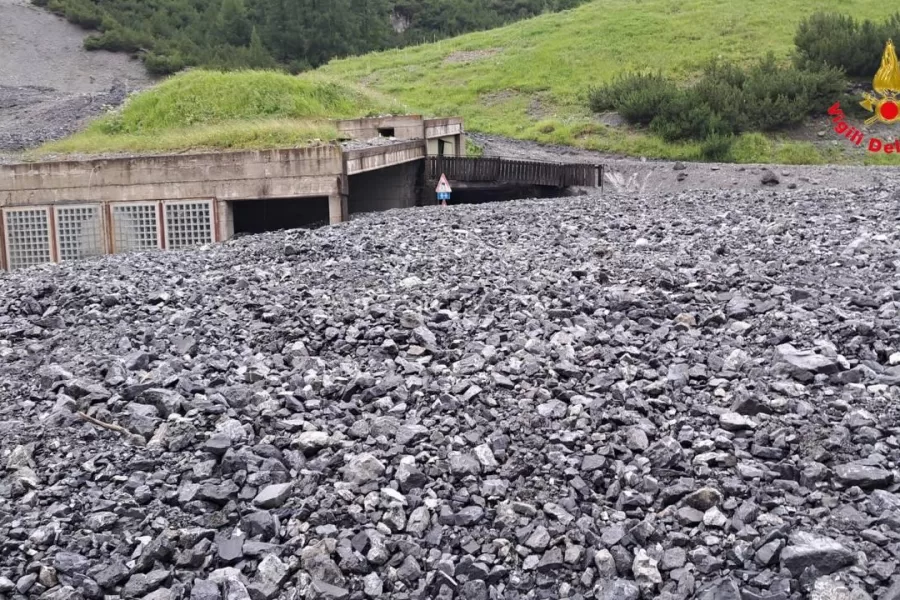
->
[794, 12, 892, 77]
[588, 54, 846, 142]
[741, 54, 845, 131]
[693, 75, 748, 132]
[143, 53, 190, 76]
[700, 133, 735, 161]
[650, 90, 728, 141]
[588, 72, 677, 125]
[84, 29, 152, 53]
[45, 0, 101, 29]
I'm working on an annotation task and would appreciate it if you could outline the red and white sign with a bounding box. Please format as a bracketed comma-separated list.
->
[435, 174, 452, 194]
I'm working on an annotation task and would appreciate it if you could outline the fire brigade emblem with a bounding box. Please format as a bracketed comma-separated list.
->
[860, 40, 900, 124]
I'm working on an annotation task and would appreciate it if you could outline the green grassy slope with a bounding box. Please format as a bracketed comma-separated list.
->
[36, 70, 405, 156]
[319, 0, 897, 162]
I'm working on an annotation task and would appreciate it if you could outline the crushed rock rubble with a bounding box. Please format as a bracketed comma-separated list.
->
[1, 187, 900, 600]
[0, 83, 130, 152]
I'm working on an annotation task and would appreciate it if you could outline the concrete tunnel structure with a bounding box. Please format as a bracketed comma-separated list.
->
[0, 116, 465, 271]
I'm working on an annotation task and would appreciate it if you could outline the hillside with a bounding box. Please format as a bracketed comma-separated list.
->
[319, 0, 900, 162]
[0, 0, 149, 151]
[33, 0, 590, 74]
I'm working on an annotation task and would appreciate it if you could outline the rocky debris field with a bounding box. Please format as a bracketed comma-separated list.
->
[0, 83, 131, 152]
[2, 188, 900, 600]
[472, 134, 900, 197]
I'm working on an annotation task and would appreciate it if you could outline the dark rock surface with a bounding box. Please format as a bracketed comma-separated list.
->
[2, 189, 900, 599]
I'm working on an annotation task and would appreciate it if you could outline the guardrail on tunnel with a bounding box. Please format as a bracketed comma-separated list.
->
[425, 156, 603, 188]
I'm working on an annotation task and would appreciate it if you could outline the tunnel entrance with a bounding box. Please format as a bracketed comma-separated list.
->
[434, 184, 574, 206]
[348, 161, 421, 217]
[231, 197, 330, 235]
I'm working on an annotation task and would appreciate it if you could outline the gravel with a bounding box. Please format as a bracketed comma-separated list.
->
[340, 136, 409, 151]
[0, 82, 133, 151]
[472, 133, 900, 196]
[0, 0, 149, 153]
[1, 187, 900, 599]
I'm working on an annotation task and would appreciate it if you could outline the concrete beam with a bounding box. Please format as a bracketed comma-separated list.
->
[425, 117, 464, 139]
[1, 176, 341, 207]
[0, 146, 344, 206]
[344, 141, 426, 175]
[336, 116, 425, 141]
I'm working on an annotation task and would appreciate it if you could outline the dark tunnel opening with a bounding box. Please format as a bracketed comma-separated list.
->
[231, 197, 330, 235]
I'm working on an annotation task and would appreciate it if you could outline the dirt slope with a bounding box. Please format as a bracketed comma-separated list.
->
[0, 0, 150, 152]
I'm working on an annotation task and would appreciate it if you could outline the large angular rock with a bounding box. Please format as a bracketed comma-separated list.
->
[52, 552, 90, 575]
[781, 532, 855, 576]
[594, 579, 640, 600]
[645, 436, 684, 469]
[254, 483, 293, 508]
[249, 554, 288, 599]
[834, 463, 893, 489]
[341, 453, 386, 484]
[191, 580, 222, 600]
[777, 344, 843, 378]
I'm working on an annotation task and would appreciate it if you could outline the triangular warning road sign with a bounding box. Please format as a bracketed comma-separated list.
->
[435, 174, 452, 194]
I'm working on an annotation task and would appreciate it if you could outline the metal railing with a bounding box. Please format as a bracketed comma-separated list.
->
[426, 156, 602, 187]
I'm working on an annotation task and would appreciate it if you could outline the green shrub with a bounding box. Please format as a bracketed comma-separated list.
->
[143, 53, 191, 76]
[741, 54, 845, 131]
[794, 12, 892, 77]
[587, 72, 657, 111]
[693, 76, 748, 133]
[699, 133, 735, 161]
[84, 29, 152, 53]
[589, 54, 846, 142]
[588, 72, 676, 125]
[649, 90, 723, 141]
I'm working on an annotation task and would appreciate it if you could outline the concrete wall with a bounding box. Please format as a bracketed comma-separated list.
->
[338, 116, 466, 157]
[424, 118, 464, 139]
[345, 141, 426, 175]
[424, 118, 465, 157]
[348, 161, 421, 215]
[427, 137, 464, 157]
[337, 116, 425, 141]
[0, 146, 344, 207]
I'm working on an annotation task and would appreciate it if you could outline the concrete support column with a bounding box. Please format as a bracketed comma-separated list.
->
[457, 133, 466, 157]
[329, 194, 346, 225]
[332, 168, 350, 225]
[216, 199, 234, 242]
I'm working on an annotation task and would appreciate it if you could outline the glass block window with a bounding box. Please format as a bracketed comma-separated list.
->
[3, 208, 52, 270]
[164, 200, 214, 250]
[55, 205, 104, 262]
[111, 203, 161, 253]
